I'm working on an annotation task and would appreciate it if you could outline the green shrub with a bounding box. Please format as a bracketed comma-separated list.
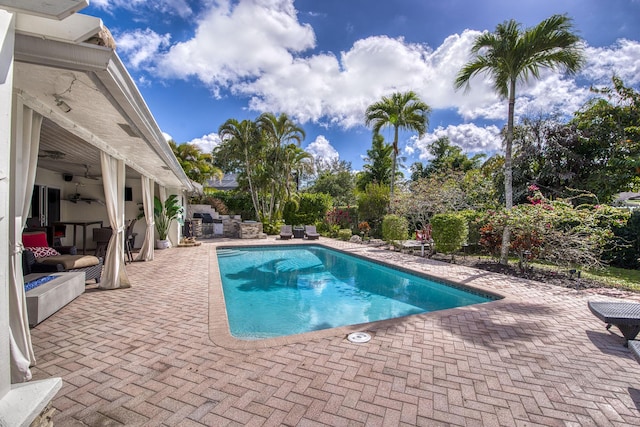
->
[458, 209, 483, 247]
[382, 214, 408, 247]
[431, 213, 469, 256]
[204, 189, 254, 219]
[357, 183, 389, 237]
[337, 229, 352, 241]
[283, 192, 333, 225]
[261, 221, 282, 235]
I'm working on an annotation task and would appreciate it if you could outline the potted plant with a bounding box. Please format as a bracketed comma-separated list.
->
[154, 194, 183, 249]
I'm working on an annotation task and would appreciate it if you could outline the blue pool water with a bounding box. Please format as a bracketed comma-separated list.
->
[217, 245, 496, 340]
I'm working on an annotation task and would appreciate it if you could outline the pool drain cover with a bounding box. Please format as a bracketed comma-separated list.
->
[347, 332, 371, 343]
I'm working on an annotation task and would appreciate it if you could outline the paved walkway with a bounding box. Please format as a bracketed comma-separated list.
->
[30, 238, 640, 426]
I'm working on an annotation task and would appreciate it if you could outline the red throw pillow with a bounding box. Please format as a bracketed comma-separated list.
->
[22, 232, 49, 248]
[26, 246, 60, 258]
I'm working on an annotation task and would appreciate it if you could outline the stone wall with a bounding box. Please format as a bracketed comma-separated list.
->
[223, 219, 240, 238]
[238, 222, 263, 239]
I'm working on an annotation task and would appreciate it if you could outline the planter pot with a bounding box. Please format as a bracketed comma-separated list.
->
[156, 239, 171, 249]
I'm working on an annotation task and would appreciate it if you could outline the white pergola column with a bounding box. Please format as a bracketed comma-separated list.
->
[0, 9, 61, 427]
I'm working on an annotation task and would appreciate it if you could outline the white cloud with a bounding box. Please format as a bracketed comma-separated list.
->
[583, 39, 640, 86]
[408, 124, 502, 160]
[305, 135, 339, 165]
[91, 0, 192, 18]
[162, 132, 172, 142]
[117, 0, 640, 132]
[188, 133, 222, 153]
[155, 0, 315, 95]
[116, 29, 171, 69]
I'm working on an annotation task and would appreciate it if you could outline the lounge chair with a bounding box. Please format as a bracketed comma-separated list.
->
[630, 340, 640, 363]
[305, 225, 320, 240]
[280, 225, 293, 240]
[588, 301, 640, 345]
[22, 231, 103, 283]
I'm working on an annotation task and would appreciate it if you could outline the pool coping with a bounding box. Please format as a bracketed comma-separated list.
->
[208, 238, 516, 350]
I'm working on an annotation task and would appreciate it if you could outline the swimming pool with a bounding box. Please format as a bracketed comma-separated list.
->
[217, 245, 497, 340]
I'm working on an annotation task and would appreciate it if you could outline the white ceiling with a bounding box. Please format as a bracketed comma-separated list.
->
[12, 31, 191, 190]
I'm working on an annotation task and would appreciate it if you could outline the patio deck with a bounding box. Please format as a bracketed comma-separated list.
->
[30, 238, 640, 426]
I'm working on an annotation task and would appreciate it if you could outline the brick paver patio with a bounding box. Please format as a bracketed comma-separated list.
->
[30, 238, 640, 426]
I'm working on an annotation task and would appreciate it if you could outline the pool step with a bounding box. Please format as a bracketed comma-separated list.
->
[216, 249, 244, 257]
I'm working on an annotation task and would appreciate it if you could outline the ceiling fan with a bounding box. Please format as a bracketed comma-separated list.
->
[82, 164, 101, 180]
[38, 149, 66, 160]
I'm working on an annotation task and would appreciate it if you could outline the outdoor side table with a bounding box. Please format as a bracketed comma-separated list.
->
[293, 227, 305, 239]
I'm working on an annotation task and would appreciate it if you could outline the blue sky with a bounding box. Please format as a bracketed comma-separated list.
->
[85, 0, 640, 172]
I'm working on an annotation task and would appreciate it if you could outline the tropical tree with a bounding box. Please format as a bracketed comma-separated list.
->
[572, 77, 640, 200]
[216, 119, 262, 218]
[356, 133, 394, 191]
[365, 91, 431, 199]
[410, 136, 485, 180]
[169, 141, 223, 185]
[455, 14, 585, 264]
[256, 112, 307, 222]
[307, 159, 356, 206]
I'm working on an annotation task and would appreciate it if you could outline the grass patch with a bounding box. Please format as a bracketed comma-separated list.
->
[526, 260, 640, 292]
[580, 266, 640, 291]
[463, 252, 640, 292]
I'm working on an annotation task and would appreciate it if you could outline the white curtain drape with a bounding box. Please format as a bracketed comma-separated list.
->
[135, 175, 154, 261]
[100, 152, 130, 289]
[159, 186, 167, 205]
[9, 97, 42, 382]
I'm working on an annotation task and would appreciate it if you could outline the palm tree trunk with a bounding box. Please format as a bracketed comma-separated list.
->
[390, 126, 399, 200]
[244, 147, 260, 220]
[500, 79, 516, 265]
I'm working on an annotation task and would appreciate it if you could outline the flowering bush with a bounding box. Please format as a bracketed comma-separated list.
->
[479, 187, 630, 270]
[325, 206, 354, 229]
[479, 210, 508, 258]
[358, 221, 371, 236]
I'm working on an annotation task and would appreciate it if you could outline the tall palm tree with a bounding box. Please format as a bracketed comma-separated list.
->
[454, 14, 584, 264]
[256, 112, 306, 148]
[217, 119, 262, 217]
[365, 91, 431, 199]
[256, 113, 306, 221]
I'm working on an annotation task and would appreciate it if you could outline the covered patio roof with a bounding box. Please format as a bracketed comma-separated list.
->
[11, 11, 192, 189]
[0, 4, 195, 424]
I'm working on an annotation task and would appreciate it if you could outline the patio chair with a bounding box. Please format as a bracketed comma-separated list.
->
[304, 225, 320, 240]
[280, 225, 293, 240]
[92, 227, 112, 258]
[588, 301, 640, 345]
[629, 340, 640, 364]
[125, 219, 137, 263]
